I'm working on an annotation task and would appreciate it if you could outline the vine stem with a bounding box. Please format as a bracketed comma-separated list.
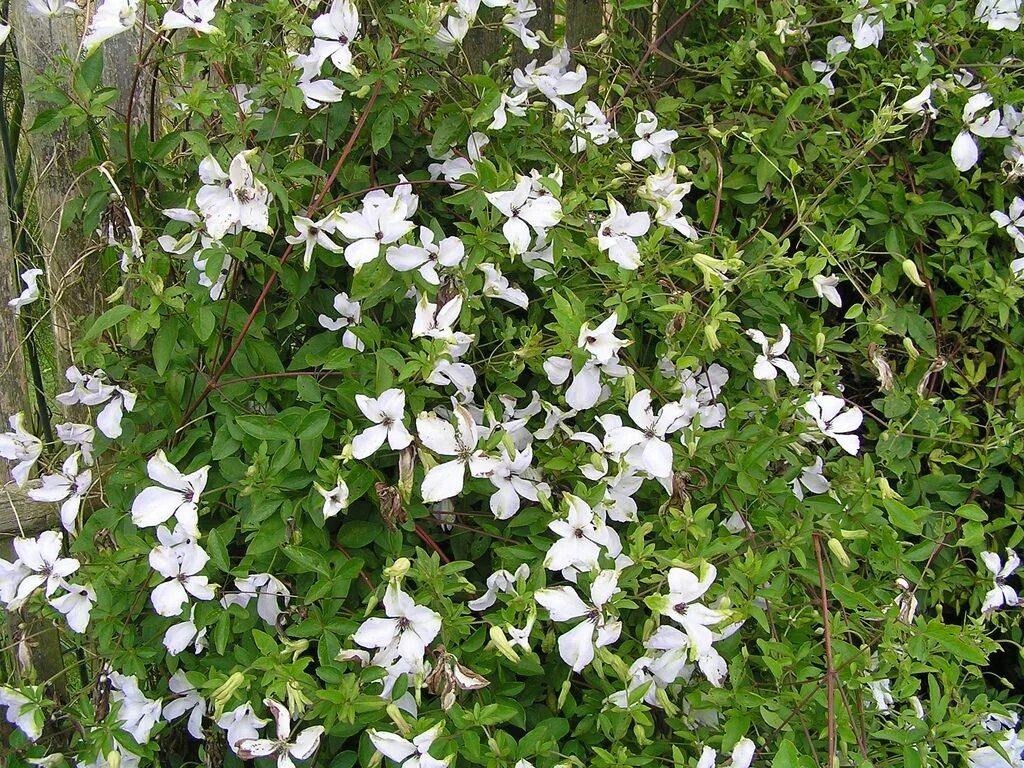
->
[812, 533, 837, 766]
[177, 68, 392, 431]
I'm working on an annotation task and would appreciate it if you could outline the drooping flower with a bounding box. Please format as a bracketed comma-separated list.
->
[316, 480, 350, 520]
[27, 0, 81, 17]
[8, 268, 43, 315]
[416, 405, 497, 502]
[790, 456, 830, 500]
[236, 698, 324, 768]
[812, 274, 843, 307]
[467, 564, 530, 611]
[352, 389, 413, 459]
[109, 672, 162, 745]
[222, 573, 292, 626]
[980, 549, 1020, 613]
[164, 606, 208, 656]
[0, 686, 43, 741]
[479, 262, 529, 308]
[952, 92, 1010, 173]
[535, 569, 622, 671]
[597, 197, 651, 270]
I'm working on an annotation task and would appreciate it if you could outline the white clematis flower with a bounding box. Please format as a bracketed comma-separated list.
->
[631, 110, 678, 168]
[162, 0, 219, 33]
[812, 274, 843, 307]
[656, 563, 728, 654]
[109, 672, 162, 745]
[980, 549, 1020, 614]
[236, 698, 324, 768]
[369, 722, 451, 768]
[485, 177, 563, 255]
[352, 388, 413, 459]
[488, 444, 548, 519]
[0, 413, 42, 487]
[316, 480, 350, 520]
[535, 569, 622, 672]
[352, 583, 441, 666]
[219, 702, 270, 753]
[387, 227, 465, 284]
[479, 262, 529, 308]
[50, 582, 96, 632]
[28, 451, 92, 533]
[310, 0, 360, 75]
[802, 393, 863, 455]
[543, 494, 618, 573]
[597, 197, 651, 270]
[0, 686, 43, 741]
[287, 215, 344, 270]
[333, 191, 415, 269]
[578, 313, 627, 363]
[149, 538, 215, 617]
[416, 405, 498, 502]
[221, 572, 291, 626]
[8, 268, 43, 315]
[745, 324, 800, 385]
[131, 450, 209, 534]
[82, 0, 138, 52]
[604, 389, 688, 479]
[10, 530, 79, 607]
[164, 670, 207, 740]
[790, 456, 830, 500]
[195, 151, 272, 240]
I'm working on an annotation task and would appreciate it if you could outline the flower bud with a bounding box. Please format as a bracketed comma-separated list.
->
[384, 557, 411, 580]
[211, 671, 245, 707]
[557, 678, 572, 710]
[704, 322, 721, 351]
[488, 625, 521, 663]
[756, 50, 777, 75]
[902, 337, 919, 360]
[901, 259, 926, 287]
[878, 476, 901, 500]
[385, 703, 412, 735]
[398, 446, 416, 503]
[815, 332, 825, 354]
[586, 31, 607, 46]
[106, 751, 121, 768]
[827, 537, 851, 567]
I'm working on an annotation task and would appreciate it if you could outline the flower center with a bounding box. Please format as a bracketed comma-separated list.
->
[674, 602, 689, 616]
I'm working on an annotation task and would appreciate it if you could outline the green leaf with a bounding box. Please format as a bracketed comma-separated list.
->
[153, 320, 179, 376]
[83, 305, 136, 342]
[236, 415, 295, 442]
[371, 110, 395, 153]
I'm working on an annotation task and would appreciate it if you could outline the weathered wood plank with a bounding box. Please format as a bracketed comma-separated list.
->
[566, 0, 604, 51]
[11, 0, 106, 380]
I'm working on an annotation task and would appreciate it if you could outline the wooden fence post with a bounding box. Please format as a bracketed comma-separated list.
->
[11, 0, 106, 379]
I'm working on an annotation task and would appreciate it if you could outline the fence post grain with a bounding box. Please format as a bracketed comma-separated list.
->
[11, 0, 106, 380]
